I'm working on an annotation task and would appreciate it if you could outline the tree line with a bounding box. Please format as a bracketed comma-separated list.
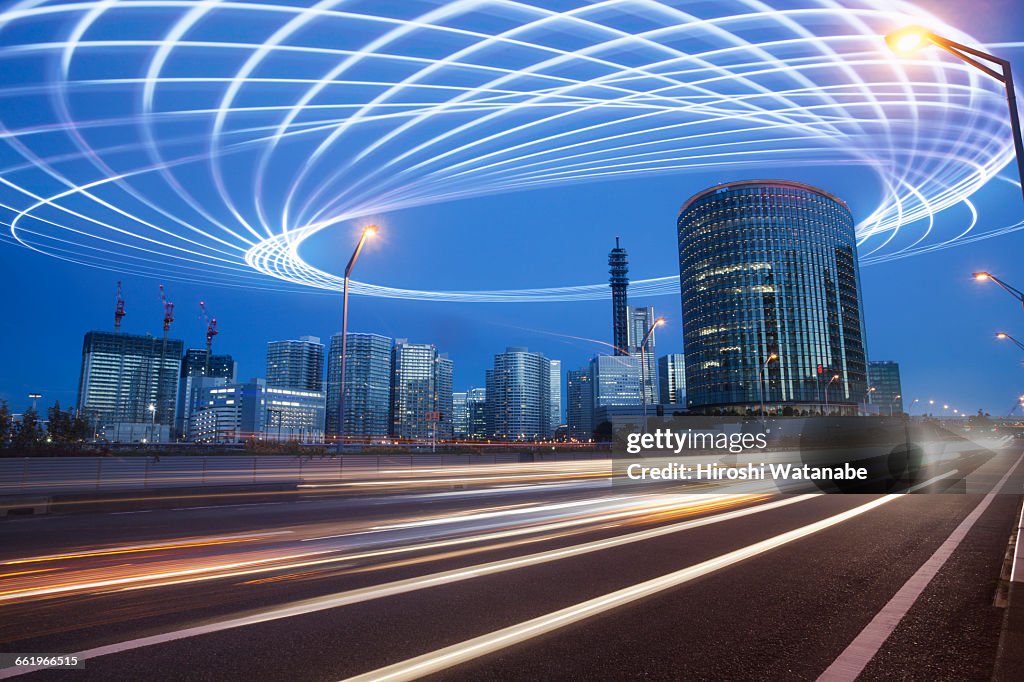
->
[0, 400, 92, 454]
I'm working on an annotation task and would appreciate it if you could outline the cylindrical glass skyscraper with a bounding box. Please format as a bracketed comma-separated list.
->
[677, 180, 867, 415]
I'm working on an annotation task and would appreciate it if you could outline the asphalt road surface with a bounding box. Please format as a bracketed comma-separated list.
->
[0, 448, 1022, 681]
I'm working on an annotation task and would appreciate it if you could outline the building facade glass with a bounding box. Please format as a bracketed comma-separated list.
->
[627, 305, 658, 404]
[177, 349, 236, 438]
[485, 347, 554, 441]
[658, 354, 687, 406]
[465, 388, 487, 440]
[868, 361, 903, 415]
[266, 336, 324, 392]
[390, 340, 453, 441]
[566, 368, 594, 440]
[678, 180, 868, 415]
[326, 333, 392, 439]
[78, 331, 183, 440]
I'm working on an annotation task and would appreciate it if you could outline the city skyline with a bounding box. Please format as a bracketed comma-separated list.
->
[2, 0, 1024, 418]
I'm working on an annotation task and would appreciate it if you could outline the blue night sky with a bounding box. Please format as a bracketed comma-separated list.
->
[1, 0, 1023, 417]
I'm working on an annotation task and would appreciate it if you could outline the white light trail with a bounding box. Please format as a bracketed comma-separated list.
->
[0, 1, 1017, 301]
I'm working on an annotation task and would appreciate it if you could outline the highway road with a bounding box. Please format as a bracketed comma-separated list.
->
[0, 449, 1022, 681]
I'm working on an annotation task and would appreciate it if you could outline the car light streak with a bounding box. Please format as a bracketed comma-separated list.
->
[342, 494, 899, 682]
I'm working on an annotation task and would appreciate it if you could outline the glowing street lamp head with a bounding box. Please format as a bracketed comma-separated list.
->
[973, 271, 991, 281]
[363, 224, 378, 239]
[997, 332, 1009, 339]
[886, 26, 931, 55]
[769, 353, 778, 361]
[655, 317, 666, 326]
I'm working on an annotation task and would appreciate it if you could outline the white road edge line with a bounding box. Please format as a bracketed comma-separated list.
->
[0, 494, 816, 680]
[341, 494, 902, 682]
[818, 452, 1024, 682]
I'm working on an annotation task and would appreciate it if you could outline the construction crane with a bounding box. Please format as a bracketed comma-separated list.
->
[159, 284, 175, 338]
[200, 300, 218, 376]
[155, 285, 175, 434]
[114, 281, 126, 333]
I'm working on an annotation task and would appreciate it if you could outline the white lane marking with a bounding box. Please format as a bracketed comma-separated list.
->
[818, 452, 1024, 682]
[342, 495, 901, 682]
[0, 495, 816, 679]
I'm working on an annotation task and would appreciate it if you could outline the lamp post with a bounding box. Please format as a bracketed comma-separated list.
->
[886, 26, 1024, 203]
[27, 393, 41, 413]
[758, 353, 778, 424]
[973, 272, 1024, 314]
[338, 225, 377, 450]
[890, 394, 902, 417]
[824, 374, 840, 414]
[638, 316, 666, 432]
[147, 402, 156, 444]
[996, 331, 1024, 351]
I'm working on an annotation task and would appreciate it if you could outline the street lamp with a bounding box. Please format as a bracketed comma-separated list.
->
[147, 403, 156, 444]
[890, 394, 902, 417]
[996, 331, 1024, 351]
[27, 393, 41, 412]
[973, 272, 1024, 313]
[639, 316, 666, 431]
[338, 224, 377, 449]
[758, 353, 778, 423]
[887, 26, 1024, 203]
[824, 374, 840, 414]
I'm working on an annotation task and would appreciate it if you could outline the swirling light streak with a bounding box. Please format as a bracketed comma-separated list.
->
[0, 0, 1018, 301]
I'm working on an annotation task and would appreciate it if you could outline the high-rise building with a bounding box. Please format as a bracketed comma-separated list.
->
[627, 306, 659, 404]
[452, 392, 468, 439]
[591, 354, 643, 411]
[189, 378, 325, 443]
[176, 349, 236, 438]
[266, 336, 324, 392]
[658, 354, 687, 406]
[466, 388, 487, 440]
[485, 347, 555, 441]
[549, 359, 562, 431]
[390, 340, 453, 441]
[609, 237, 629, 356]
[326, 333, 392, 439]
[566, 368, 594, 440]
[434, 353, 454, 440]
[678, 180, 868, 415]
[77, 331, 183, 441]
[868, 361, 903, 415]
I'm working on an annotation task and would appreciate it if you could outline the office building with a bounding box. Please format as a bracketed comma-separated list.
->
[189, 378, 325, 443]
[627, 305, 659, 404]
[452, 392, 468, 438]
[466, 388, 487, 440]
[678, 180, 868, 415]
[485, 347, 556, 441]
[868, 361, 903, 415]
[266, 336, 323, 392]
[658, 354, 686, 406]
[326, 332, 392, 439]
[176, 349, 236, 438]
[549, 359, 562, 431]
[566, 368, 594, 440]
[77, 331, 183, 442]
[609, 237, 629, 356]
[390, 340, 453, 441]
[591, 354, 643, 415]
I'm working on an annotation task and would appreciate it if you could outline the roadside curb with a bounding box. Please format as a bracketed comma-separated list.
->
[994, 495, 1024, 680]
